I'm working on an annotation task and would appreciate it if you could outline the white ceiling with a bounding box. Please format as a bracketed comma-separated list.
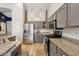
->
[0, 3, 50, 17]
[0, 3, 49, 12]
[24, 3, 50, 9]
[0, 7, 12, 17]
[0, 7, 12, 13]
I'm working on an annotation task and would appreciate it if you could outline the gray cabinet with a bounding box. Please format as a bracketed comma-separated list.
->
[34, 33, 43, 43]
[49, 41, 67, 56]
[50, 41, 57, 56]
[11, 44, 21, 56]
[68, 3, 79, 26]
[56, 47, 64, 56]
[57, 4, 67, 28]
[48, 16, 52, 22]
[52, 13, 57, 21]
[48, 13, 56, 22]
[34, 22, 43, 29]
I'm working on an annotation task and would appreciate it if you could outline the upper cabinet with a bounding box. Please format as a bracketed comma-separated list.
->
[67, 3, 79, 27]
[56, 4, 67, 28]
[52, 13, 56, 21]
[48, 16, 52, 22]
[27, 8, 46, 21]
[48, 3, 79, 28]
[48, 12, 56, 22]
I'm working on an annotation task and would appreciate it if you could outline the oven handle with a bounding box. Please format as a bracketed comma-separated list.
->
[43, 36, 48, 45]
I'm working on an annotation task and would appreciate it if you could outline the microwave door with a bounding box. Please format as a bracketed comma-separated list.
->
[52, 22, 55, 29]
[49, 21, 55, 29]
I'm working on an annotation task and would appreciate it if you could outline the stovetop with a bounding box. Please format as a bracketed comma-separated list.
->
[44, 34, 62, 38]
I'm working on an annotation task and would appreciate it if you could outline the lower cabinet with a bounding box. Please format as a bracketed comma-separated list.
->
[49, 41, 67, 56]
[34, 33, 43, 43]
[3, 50, 12, 56]
[11, 44, 21, 56]
[50, 41, 57, 56]
[56, 47, 64, 56]
[3, 44, 21, 56]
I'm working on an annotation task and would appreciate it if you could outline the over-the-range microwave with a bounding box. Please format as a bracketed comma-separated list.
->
[49, 20, 63, 30]
[49, 20, 57, 29]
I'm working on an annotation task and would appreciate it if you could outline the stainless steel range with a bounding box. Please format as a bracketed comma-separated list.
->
[42, 31, 62, 56]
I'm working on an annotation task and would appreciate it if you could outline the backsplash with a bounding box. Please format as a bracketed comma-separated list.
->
[62, 27, 79, 40]
[34, 29, 54, 34]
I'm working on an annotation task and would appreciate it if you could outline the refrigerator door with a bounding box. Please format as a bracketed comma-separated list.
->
[29, 24, 33, 43]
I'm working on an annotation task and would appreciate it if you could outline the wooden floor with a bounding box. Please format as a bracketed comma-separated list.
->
[21, 43, 47, 56]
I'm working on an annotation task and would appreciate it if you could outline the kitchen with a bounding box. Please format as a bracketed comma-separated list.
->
[0, 3, 79, 56]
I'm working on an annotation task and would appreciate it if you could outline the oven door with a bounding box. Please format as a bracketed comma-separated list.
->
[43, 36, 49, 55]
[43, 36, 48, 45]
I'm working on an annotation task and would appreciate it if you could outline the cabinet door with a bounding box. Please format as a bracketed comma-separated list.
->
[57, 4, 67, 28]
[50, 41, 57, 56]
[34, 22, 43, 29]
[57, 47, 67, 56]
[57, 47, 64, 56]
[3, 51, 11, 56]
[48, 16, 52, 22]
[11, 44, 21, 56]
[52, 13, 56, 21]
[34, 33, 43, 43]
[68, 3, 79, 26]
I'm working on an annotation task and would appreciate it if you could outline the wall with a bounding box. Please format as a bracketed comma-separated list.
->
[0, 22, 6, 34]
[62, 28, 79, 40]
[47, 3, 64, 18]
[7, 21, 12, 35]
[27, 8, 46, 21]
[0, 3, 13, 35]
[12, 3, 25, 41]
[0, 3, 25, 42]
[0, 21, 12, 35]
[3, 12, 12, 17]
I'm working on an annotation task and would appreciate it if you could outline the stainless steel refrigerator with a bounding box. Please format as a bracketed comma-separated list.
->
[23, 23, 34, 43]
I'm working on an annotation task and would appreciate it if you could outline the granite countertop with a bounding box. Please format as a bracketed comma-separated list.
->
[0, 35, 22, 56]
[0, 41, 16, 55]
[0, 41, 22, 56]
[49, 38, 79, 56]
[39, 32, 53, 36]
